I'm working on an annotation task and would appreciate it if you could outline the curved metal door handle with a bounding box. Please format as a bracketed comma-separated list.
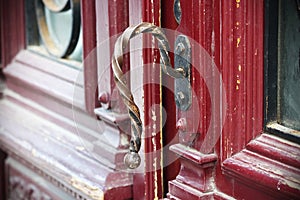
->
[112, 22, 184, 169]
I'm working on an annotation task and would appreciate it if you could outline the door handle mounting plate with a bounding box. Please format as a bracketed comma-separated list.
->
[174, 35, 192, 111]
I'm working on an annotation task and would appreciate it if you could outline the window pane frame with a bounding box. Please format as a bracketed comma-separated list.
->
[264, 0, 300, 143]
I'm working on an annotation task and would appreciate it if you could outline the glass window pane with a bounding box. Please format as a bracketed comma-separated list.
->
[26, 0, 82, 64]
[278, 0, 300, 130]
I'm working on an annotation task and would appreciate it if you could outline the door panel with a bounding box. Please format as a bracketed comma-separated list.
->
[159, 0, 299, 199]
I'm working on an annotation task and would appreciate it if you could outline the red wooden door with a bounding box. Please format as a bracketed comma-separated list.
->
[161, 0, 266, 198]
[161, 0, 300, 199]
[119, 0, 300, 199]
[0, 0, 298, 199]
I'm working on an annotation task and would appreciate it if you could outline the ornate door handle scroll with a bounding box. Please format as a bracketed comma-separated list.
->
[112, 22, 186, 169]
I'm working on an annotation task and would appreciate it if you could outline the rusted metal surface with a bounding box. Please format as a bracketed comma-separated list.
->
[174, 35, 192, 111]
[112, 22, 185, 169]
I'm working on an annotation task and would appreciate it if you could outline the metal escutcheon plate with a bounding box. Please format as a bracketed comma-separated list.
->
[174, 35, 192, 111]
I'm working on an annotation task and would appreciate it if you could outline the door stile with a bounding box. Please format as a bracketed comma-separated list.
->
[167, 0, 224, 199]
[128, 0, 164, 199]
[81, 0, 98, 114]
[94, 0, 134, 198]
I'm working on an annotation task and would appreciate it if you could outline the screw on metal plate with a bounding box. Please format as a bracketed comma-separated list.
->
[174, 35, 192, 111]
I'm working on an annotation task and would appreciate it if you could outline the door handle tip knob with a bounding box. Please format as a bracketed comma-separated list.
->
[124, 151, 141, 169]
